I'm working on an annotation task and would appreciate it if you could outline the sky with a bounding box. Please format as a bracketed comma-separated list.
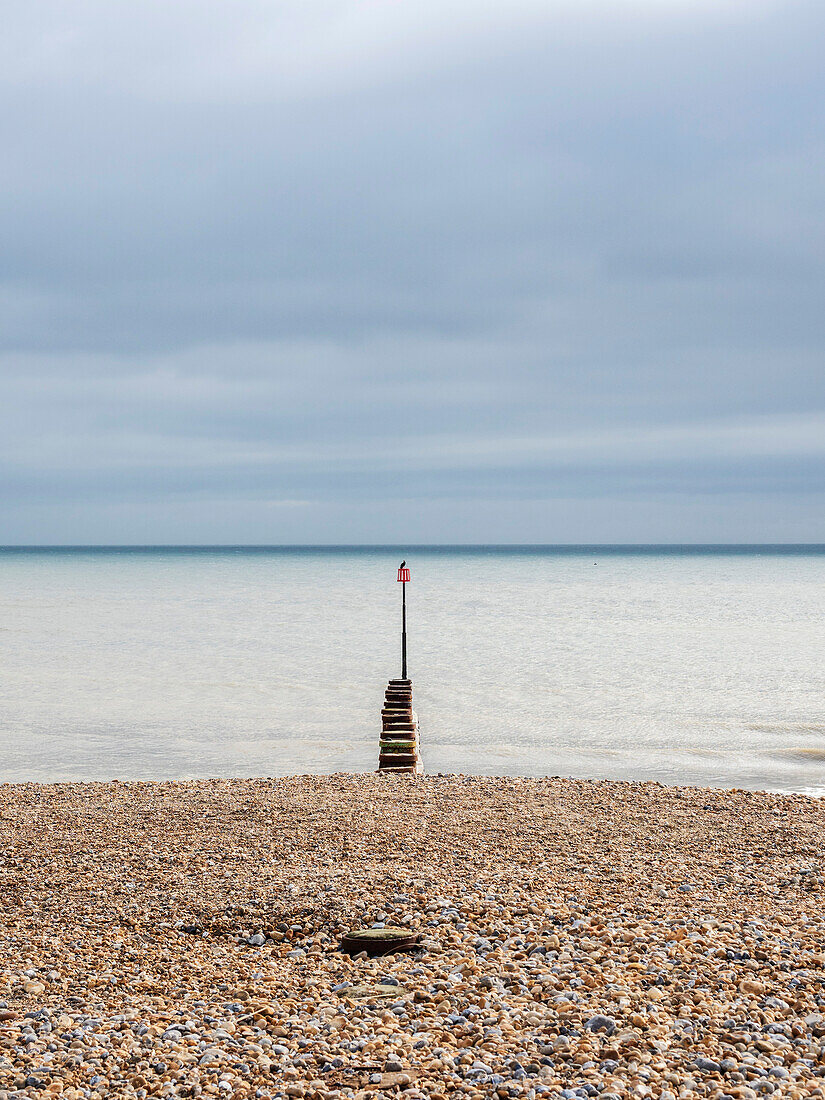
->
[2, 0, 824, 544]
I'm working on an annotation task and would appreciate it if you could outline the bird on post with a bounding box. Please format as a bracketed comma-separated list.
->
[400, 560, 406, 568]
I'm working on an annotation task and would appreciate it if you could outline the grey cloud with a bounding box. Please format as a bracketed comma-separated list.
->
[1, 0, 824, 541]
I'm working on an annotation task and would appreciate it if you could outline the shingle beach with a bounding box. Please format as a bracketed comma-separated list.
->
[2, 775, 825, 1100]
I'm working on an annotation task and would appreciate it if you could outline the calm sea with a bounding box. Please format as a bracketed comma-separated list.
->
[1, 546, 824, 793]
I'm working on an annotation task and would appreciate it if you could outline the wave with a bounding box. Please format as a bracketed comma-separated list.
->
[777, 747, 825, 761]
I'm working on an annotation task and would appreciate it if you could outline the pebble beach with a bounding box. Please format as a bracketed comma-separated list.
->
[2, 775, 825, 1100]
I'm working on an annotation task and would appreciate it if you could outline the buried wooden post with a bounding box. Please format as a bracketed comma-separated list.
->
[340, 926, 420, 956]
[378, 562, 422, 774]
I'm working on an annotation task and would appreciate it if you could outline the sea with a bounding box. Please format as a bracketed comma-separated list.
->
[1, 546, 824, 794]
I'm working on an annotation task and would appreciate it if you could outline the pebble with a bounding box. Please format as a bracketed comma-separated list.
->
[584, 1014, 616, 1034]
[1, 775, 825, 1099]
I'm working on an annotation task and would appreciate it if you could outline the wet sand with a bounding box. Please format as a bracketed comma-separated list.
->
[1, 774, 824, 1099]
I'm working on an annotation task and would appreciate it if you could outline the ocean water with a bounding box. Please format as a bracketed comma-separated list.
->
[1, 546, 824, 793]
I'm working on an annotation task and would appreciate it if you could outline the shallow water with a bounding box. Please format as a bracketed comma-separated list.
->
[1, 546, 824, 792]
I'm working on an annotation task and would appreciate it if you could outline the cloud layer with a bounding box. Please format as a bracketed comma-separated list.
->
[2, 0, 824, 542]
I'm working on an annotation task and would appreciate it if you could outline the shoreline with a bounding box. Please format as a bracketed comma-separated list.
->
[1, 773, 822, 796]
[1, 774, 824, 1099]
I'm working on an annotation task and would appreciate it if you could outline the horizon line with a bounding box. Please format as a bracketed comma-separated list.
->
[2, 543, 825, 551]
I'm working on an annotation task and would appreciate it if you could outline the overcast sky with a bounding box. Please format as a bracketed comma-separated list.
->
[2, 0, 824, 543]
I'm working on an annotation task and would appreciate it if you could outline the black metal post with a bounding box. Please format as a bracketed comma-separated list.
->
[402, 579, 407, 680]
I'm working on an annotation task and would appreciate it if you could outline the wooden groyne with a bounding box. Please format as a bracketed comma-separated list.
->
[378, 678, 422, 774]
